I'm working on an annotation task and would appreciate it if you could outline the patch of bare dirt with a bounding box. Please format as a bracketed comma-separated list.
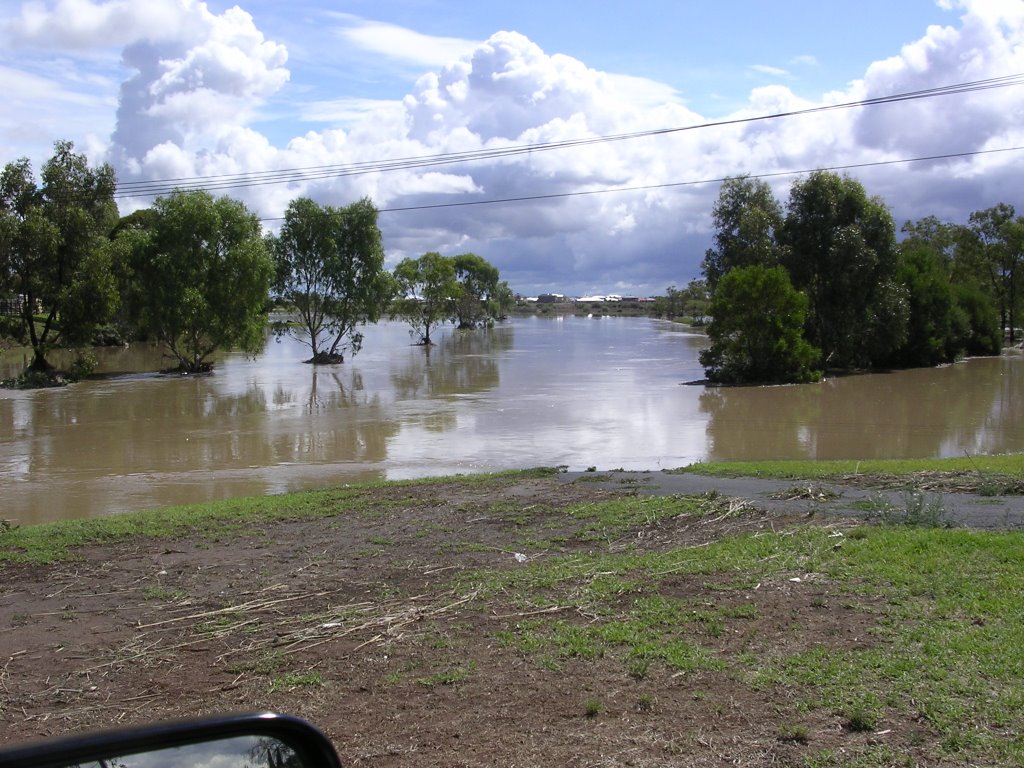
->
[0, 476, 936, 766]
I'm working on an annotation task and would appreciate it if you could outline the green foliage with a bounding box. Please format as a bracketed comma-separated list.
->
[389, 251, 506, 339]
[699, 265, 820, 384]
[653, 280, 708, 322]
[120, 190, 273, 372]
[952, 282, 1002, 355]
[416, 662, 476, 687]
[0, 141, 119, 375]
[890, 241, 963, 366]
[697, 175, 1011, 382]
[391, 251, 459, 344]
[701, 175, 783, 289]
[452, 252, 501, 329]
[269, 671, 323, 691]
[779, 171, 907, 369]
[270, 196, 391, 364]
[968, 203, 1022, 342]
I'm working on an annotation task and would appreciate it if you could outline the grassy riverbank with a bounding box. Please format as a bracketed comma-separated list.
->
[680, 454, 1024, 479]
[2, 459, 1023, 765]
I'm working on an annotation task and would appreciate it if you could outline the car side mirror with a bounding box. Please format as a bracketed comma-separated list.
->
[0, 712, 342, 768]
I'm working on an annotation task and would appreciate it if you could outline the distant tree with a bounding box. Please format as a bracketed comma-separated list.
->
[968, 203, 1022, 342]
[452, 252, 501, 329]
[701, 176, 783, 290]
[654, 285, 684, 318]
[699, 265, 819, 384]
[654, 281, 709, 322]
[123, 190, 274, 372]
[0, 141, 119, 375]
[779, 171, 907, 369]
[270, 196, 392, 364]
[391, 252, 459, 345]
[493, 279, 515, 319]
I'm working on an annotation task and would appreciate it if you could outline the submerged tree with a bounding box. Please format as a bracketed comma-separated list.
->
[391, 252, 459, 345]
[452, 252, 501, 329]
[122, 190, 273, 373]
[699, 265, 819, 385]
[271, 197, 392, 363]
[0, 141, 119, 376]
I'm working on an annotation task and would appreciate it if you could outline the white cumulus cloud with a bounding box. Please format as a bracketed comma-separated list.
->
[3, 0, 1024, 296]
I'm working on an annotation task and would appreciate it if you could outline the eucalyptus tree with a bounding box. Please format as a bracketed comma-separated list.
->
[124, 190, 273, 373]
[701, 175, 783, 290]
[452, 252, 501, 329]
[391, 252, 459, 345]
[271, 197, 392, 363]
[967, 203, 1022, 342]
[779, 171, 907, 369]
[0, 141, 119, 375]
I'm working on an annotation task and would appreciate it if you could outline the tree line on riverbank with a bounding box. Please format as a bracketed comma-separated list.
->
[0, 142, 509, 386]
[697, 172, 1015, 384]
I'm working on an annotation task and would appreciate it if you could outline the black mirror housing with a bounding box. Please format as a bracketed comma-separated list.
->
[0, 712, 342, 768]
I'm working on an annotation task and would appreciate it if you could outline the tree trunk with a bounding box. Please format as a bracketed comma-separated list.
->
[27, 349, 54, 373]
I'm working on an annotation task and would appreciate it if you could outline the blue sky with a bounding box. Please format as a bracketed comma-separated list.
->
[254, 1, 953, 105]
[2, 0, 1023, 296]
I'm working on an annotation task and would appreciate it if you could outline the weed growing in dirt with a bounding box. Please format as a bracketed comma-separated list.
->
[565, 495, 706, 542]
[583, 698, 602, 718]
[270, 671, 322, 691]
[861, 491, 951, 527]
[416, 662, 476, 687]
[841, 697, 881, 732]
[777, 722, 810, 743]
[141, 585, 187, 601]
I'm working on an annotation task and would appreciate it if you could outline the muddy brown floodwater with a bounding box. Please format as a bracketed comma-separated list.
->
[3, 317, 1024, 525]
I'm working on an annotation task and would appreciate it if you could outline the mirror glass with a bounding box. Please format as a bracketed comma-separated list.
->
[67, 735, 301, 768]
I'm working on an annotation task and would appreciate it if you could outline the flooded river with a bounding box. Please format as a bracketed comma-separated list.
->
[2, 316, 1023, 524]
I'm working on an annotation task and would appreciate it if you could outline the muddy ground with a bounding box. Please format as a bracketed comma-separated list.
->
[0, 470, 1019, 766]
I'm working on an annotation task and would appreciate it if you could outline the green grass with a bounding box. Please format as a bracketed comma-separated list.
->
[564, 494, 705, 541]
[481, 520, 1024, 765]
[269, 671, 323, 691]
[0, 469, 555, 565]
[416, 662, 476, 687]
[8, 465, 1024, 764]
[676, 454, 1024, 479]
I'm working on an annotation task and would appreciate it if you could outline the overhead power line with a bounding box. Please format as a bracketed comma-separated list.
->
[356, 145, 1024, 216]
[112, 73, 1024, 200]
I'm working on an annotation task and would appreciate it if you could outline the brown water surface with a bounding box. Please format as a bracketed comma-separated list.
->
[2, 317, 1022, 524]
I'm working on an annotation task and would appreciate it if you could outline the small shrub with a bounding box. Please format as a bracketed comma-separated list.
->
[864, 491, 950, 528]
[67, 350, 97, 381]
[583, 698, 603, 718]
